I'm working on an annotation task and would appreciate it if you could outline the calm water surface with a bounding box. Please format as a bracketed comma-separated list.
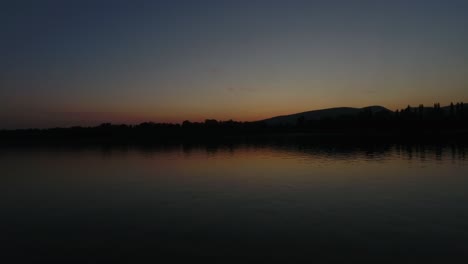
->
[1, 143, 468, 262]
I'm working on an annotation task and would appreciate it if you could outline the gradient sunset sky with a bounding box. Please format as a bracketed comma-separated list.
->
[1, 0, 468, 128]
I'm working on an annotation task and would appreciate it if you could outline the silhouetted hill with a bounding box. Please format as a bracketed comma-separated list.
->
[1, 102, 466, 145]
[261, 106, 391, 126]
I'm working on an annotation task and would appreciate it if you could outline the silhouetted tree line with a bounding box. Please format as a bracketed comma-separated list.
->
[287, 102, 467, 132]
[1, 102, 467, 142]
[393, 102, 465, 121]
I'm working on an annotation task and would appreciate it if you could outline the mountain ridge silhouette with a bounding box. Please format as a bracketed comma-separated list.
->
[261, 105, 391, 125]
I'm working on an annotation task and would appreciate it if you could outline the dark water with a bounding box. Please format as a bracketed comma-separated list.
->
[1, 143, 468, 262]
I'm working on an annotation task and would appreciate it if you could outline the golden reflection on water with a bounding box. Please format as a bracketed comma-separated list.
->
[1, 143, 468, 261]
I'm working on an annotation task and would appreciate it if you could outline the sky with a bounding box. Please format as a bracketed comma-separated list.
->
[1, 0, 468, 128]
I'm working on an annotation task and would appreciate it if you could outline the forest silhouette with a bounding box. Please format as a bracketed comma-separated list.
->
[1, 102, 467, 144]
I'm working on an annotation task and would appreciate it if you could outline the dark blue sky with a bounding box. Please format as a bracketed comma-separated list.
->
[1, 0, 468, 128]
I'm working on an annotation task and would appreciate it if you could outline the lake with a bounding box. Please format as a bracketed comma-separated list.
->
[1, 142, 468, 262]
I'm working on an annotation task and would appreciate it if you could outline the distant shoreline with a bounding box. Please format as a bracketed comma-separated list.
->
[2, 102, 467, 145]
[2, 127, 468, 146]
